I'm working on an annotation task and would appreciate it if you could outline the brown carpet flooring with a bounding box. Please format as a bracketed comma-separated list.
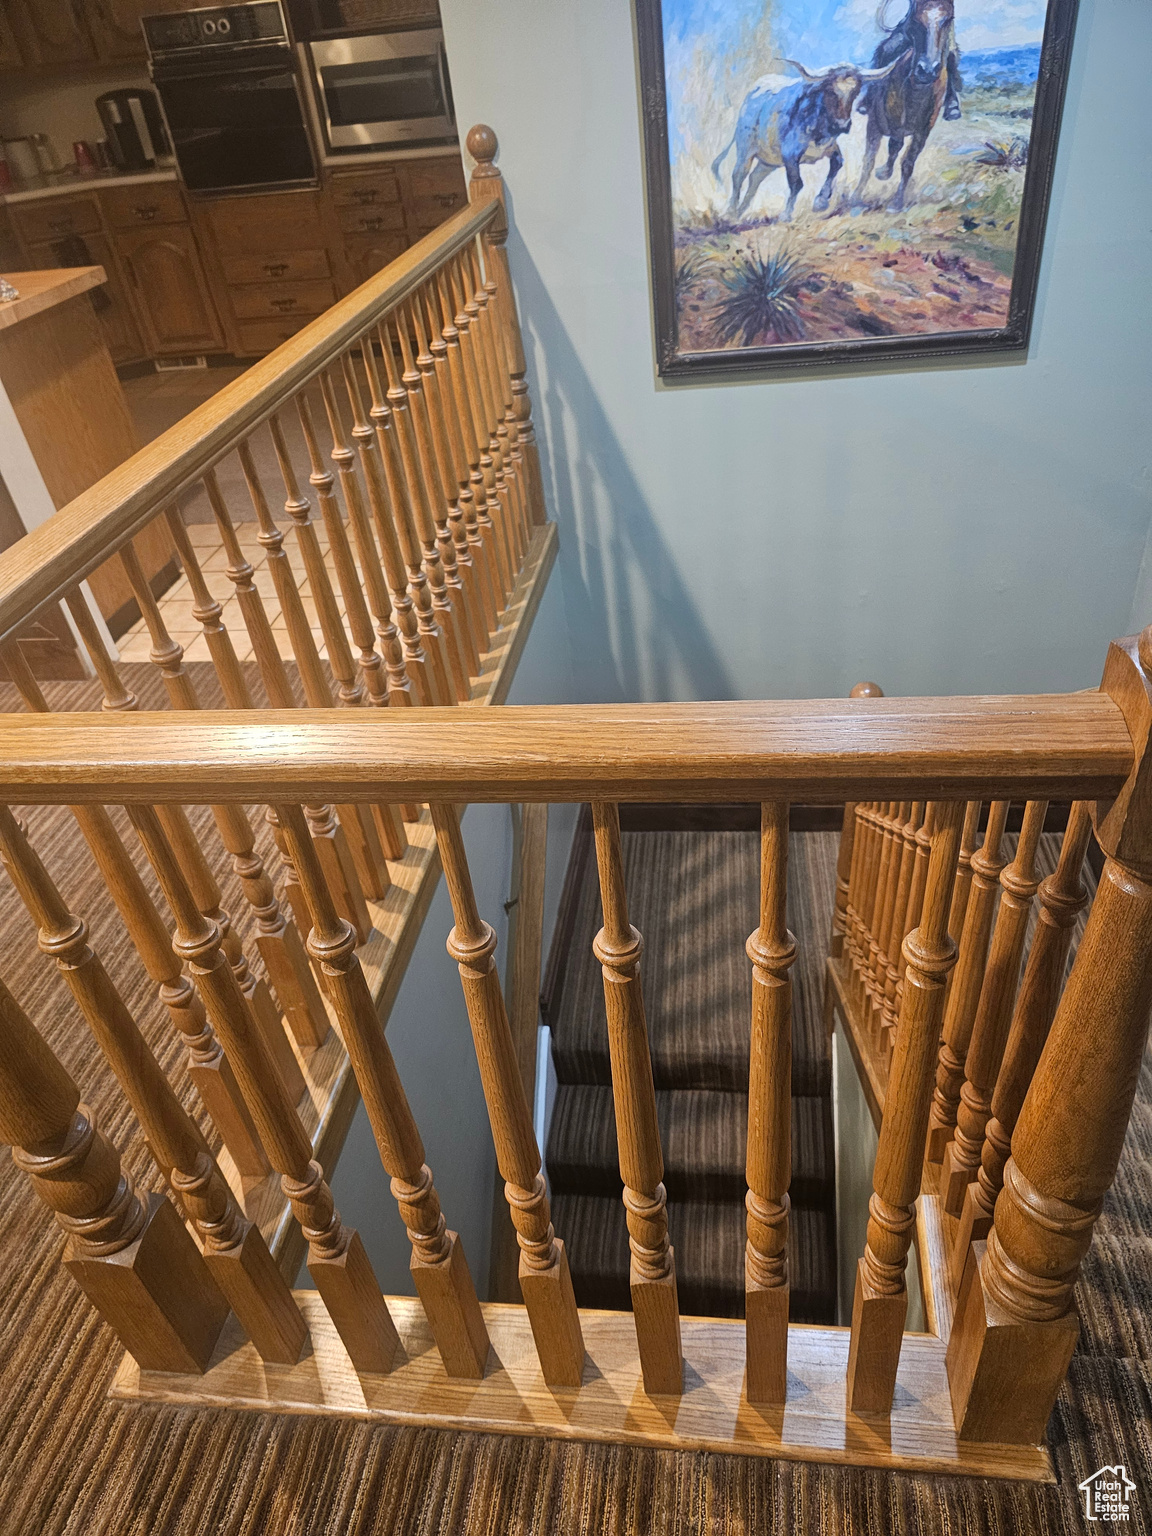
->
[0, 714, 1150, 1532]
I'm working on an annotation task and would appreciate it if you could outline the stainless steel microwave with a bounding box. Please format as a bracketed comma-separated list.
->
[306, 29, 455, 153]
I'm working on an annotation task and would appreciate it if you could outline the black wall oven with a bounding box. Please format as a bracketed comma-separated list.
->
[144, 1, 317, 195]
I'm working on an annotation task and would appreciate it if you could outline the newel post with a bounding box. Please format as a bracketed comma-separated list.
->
[947, 626, 1152, 1443]
[466, 124, 547, 529]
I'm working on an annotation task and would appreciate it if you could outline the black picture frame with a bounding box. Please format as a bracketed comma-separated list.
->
[636, 0, 1079, 378]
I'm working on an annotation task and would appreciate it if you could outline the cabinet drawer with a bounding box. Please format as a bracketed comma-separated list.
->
[236, 316, 311, 355]
[229, 278, 337, 320]
[101, 182, 186, 229]
[337, 202, 406, 237]
[10, 195, 102, 244]
[330, 171, 401, 209]
[221, 249, 331, 284]
[201, 191, 326, 254]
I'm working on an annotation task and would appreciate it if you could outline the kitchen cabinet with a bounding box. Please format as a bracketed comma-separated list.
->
[341, 233, 407, 295]
[83, 0, 154, 62]
[25, 229, 144, 364]
[101, 181, 188, 230]
[116, 224, 225, 355]
[402, 158, 467, 235]
[0, 5, 24, 71]
[8, 0, 93, 67]
[9, 195, 103, 246]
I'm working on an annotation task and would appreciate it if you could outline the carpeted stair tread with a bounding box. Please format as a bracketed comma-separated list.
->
[547, 1084, 832, 1207]
[548, 830, 836, 1097]
[552, 1194, 835, 1323]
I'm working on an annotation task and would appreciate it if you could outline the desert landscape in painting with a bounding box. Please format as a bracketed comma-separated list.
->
[665, 1, 1046, 352]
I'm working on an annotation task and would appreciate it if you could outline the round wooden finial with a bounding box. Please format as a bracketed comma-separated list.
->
[466, 124, 499, 166]
[1139, 625, 1152, 677]
[850, 680, 884, 698]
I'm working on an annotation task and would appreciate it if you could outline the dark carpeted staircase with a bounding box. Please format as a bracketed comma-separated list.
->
[544, 820, 839, 1321]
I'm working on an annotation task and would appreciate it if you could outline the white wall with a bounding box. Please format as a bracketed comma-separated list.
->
[441, 0, 1152, 705]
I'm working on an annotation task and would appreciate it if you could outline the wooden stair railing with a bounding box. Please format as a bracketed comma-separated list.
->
[0, 647, 1147, 1480]
[0, 124, 559, 1280]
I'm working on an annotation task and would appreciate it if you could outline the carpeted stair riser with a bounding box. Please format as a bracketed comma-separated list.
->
[552, 1195, 835, 1322]
[547, 830, 836, 1097]
[547, 1084, 833, 1209]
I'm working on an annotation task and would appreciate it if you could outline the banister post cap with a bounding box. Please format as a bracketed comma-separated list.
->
[1095, 629, 1152, 877]
[850, 680, 884, 698]
[466, 124, 500, 172]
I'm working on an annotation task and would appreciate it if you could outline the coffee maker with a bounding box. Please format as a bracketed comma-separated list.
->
[95, 89, 168, 172]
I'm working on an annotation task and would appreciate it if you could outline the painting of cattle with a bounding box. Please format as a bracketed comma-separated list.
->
[636, 0, 1078, 375]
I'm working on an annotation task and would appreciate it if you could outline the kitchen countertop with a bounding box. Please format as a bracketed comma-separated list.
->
[0, 168, 179, 205]
[0, 266, 106, 330]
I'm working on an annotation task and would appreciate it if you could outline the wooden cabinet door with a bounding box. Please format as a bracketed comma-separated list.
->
[117, 224, 225, 355]
[83, 0, 154, 62]
[0, 5, 25, 71]
[340, 232, 409, 296]
[26, 232, 145, 365]
[8, 0, 94, 65]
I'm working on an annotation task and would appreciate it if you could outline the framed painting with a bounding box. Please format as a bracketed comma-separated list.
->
[636, 0, 1078, 376]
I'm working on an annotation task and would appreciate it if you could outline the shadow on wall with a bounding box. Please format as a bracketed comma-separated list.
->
[506, 216, 735, 704]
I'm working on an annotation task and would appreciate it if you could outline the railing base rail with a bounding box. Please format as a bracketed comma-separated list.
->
[110, 1290, 1055, 1482]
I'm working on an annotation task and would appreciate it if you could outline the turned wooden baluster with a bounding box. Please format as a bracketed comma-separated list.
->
[64, 587, 308, 1106]
[370, 330, 456, 705]
[467, 124, 549, 532]
[236, 440, 391, 903]
[448, 257, 514, 604]
[0, 640, 270, 1179]
[842, 802, 874, 998]
[591, 800, 681, 1396]
[199, 472, 373, 946]
[868, 803, 903, 1030]
[431, 801, 584, 1385]
[0, 969, 229, 1372]
[128, 800, 399, 1373]
[948, 801, 983, 948]
[848, 804, 883, 1013]
[419, 283, 489, 664]
[275, 802, 489, 1378]
[0, 805, 306, 1362]
[951, 803, 1093, 1280]
[466, 237, 530, 558]
[925, 802, 1010, 1162]
[292, 392, 410, 714]
[430, 268, 500, 637]
[163, 505, 314, 936]
[393, 305, 470, 698]
[880, 802, 922, 1047]
[947, 626, 1152, 1441]
[119, 540, 330, 1053]
[327, 357, 438, 711]
[459, 244, 523, 578]
[272, 406, 408, 858]
[846, 800, 963, 1415]
[941, 799, 1049, 1220]
[744, 801, 795, 1403]
[829, 682, 884, 961]
[408, 292, 483, 679]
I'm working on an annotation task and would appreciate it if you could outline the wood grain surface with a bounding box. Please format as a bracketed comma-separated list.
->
[110, 1291, 1055, 1482]
[0, 688, 1129, 805]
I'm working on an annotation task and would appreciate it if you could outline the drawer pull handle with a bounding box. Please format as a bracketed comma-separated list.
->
[263, 262, 288, 276]
[352, 190, 378, 204]
[434, 192, 459, 206]
[271, 297, 297, 312]
[359, 217, 384, 231]
[133, 206, 158, 220]
[48, 218, 74, 231]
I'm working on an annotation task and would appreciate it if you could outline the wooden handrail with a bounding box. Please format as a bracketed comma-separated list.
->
[0, 691, 1131, 805]
[0, 201, 496, 645]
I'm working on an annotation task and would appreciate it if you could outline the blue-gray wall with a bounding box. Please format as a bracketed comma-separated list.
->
[442, 0, 1152, 704]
